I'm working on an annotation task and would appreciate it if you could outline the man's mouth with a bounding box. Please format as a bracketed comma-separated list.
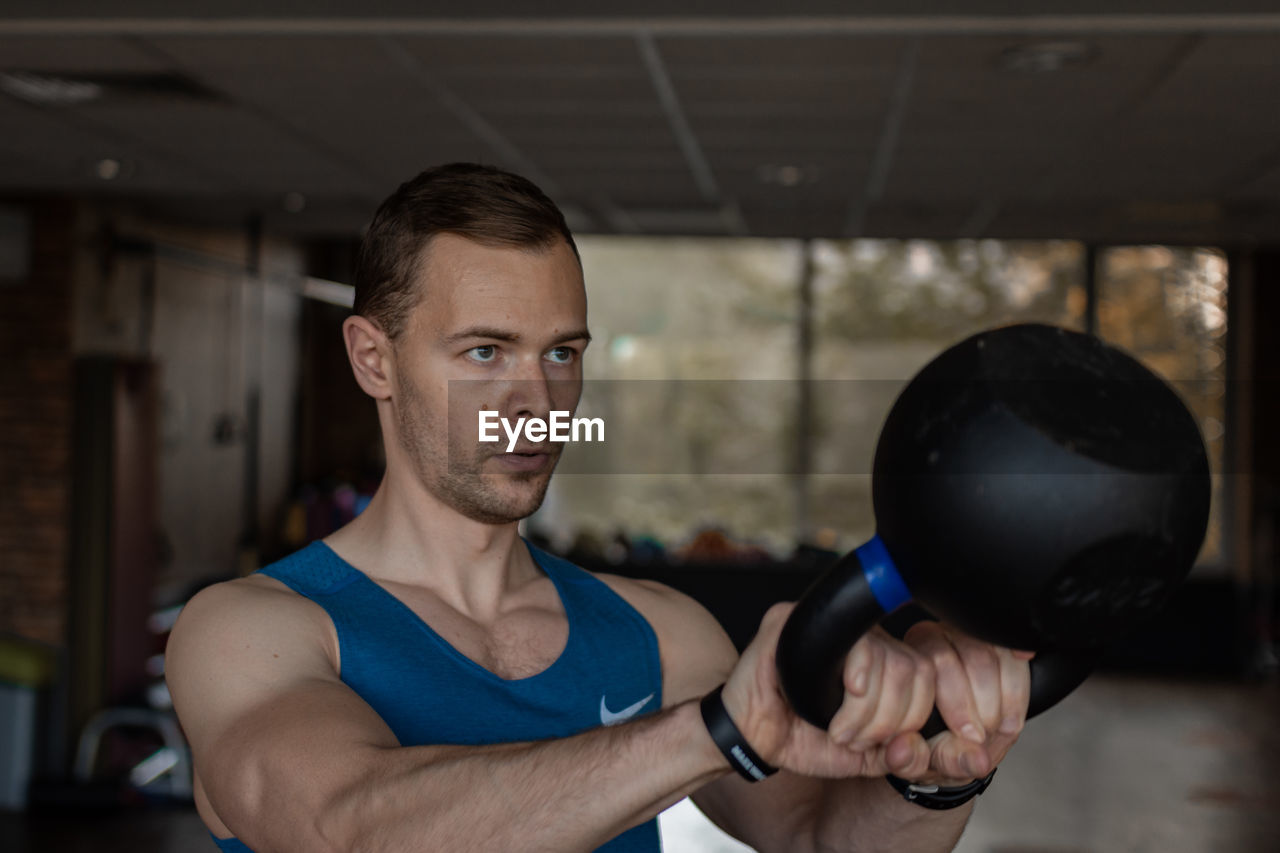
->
[490, 445, 556, 472]
[506, 445, 550, 456]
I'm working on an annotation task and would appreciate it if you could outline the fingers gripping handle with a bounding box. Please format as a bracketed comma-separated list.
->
[917, 648, 1100, 738]
[777, 536, 1100, 737]
[775, 537, 911, 730]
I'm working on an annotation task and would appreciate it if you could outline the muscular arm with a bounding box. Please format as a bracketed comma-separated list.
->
[171, 574, 1021, 853]
[167, 579, 731, 853]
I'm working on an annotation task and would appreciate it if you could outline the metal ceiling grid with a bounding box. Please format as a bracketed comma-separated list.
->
[148, 35, 485, 192]
[1, 5, 1278, 241]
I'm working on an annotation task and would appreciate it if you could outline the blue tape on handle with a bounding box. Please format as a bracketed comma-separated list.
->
[856, 535, 912, 613]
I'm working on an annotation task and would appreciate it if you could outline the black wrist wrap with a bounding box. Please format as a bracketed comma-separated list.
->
[884, 768, 996, 810]
[699, 685, 779, 783]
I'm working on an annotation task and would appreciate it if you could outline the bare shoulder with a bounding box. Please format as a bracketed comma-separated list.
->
[166, 574, 339, 749]
[168, 574, 335, 669]
[168, 572, 401, 843]
[595, 574, 739, 707]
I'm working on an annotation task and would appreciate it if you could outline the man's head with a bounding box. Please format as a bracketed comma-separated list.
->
[353, 162, 580, 343]
[344, 163, 588, 525]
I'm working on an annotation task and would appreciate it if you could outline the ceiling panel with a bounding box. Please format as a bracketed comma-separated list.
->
[394, 34, 662, 119]
[147, 35, 492, 188]
[70, 99, 367, 195]
[659, 38, 905, 215]
[394, 35, 644, 70]
[2, 9, 1280, 241]
[437, 72, 659, 112]
[674, 71, 896, 111]
[0, 96, 222, 193]
[658, 34, 910, 69]
[903, 36, 1191, 142]
[551, 169, 707, 209]
[480, 118, 676, 148]
[133, 191, 376, 237]
[0, 35, 165, 71]
[697, 126, 882, 160]
[523, 148, 689, 173]
[665, 36, 903, 125]
[5, 0, 1280, 19]
[862, 202, 976, 237]
[883, 160, 1052, 203]
[1133, 35, 1280, 136]
[738, 203, 851, 238]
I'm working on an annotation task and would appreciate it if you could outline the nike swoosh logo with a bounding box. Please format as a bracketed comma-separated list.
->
[600, 693, 655, 726]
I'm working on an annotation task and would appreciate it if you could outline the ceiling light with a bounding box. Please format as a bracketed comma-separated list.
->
[998, 41, 1097, 73]
[96, 158, 122, 181]
[0, 71, 102, 105]
[83, 157, 135, 182]
[757, 164, 816, 187]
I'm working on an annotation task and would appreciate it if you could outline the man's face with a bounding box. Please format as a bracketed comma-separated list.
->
[390, 233, 587, 524]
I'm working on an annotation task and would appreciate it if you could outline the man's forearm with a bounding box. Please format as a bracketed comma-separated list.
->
[311, 700, 727, 853]
[809, 777, 972, 853]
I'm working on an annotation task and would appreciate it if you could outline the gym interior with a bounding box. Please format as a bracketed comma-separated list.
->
[1, 3, 1278, 852]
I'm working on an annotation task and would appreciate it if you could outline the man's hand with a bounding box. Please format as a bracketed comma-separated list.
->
[901, 619, 1034, 786]
[718, 603, 1032, 784]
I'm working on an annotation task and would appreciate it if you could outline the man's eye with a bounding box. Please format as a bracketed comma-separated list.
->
[546, 347, 576, 364]
[468, 345, 497, 362]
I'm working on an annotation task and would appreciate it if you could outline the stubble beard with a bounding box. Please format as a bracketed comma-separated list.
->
[395, 376, 558, 525]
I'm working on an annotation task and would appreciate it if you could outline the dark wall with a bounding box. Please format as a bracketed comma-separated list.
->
[0, 202, 75, 647]
[1248, 249, 1280, 665]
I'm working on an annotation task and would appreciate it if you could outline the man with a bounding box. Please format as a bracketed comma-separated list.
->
[167, 163, 1033, 852]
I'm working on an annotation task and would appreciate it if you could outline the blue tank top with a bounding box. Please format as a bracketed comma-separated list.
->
[211, 539, 664, 852]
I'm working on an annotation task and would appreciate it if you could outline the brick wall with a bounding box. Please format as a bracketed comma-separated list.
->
[0, 201, 75, 646]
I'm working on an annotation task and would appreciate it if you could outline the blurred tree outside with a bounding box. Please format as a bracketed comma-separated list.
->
[1097, 246, 1228, 570]
[808, 240, 1087, 550]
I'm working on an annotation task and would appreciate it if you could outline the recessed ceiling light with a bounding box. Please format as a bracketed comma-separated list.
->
[83, 157, 135, 182]
[96, 158, 122, 181]
[0, 71, 102, 105]
[998, 41, 1097, 73]
[757, 164, 817, 187]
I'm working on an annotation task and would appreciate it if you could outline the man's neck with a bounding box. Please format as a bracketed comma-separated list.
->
[322, 472, 538, 620]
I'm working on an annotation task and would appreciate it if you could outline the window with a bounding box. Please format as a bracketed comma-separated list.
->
[534, 237, 802, 554]
[532, 236, 1226, 569]
[808, 240, 1086, 550]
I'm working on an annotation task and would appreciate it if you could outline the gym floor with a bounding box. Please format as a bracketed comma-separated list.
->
[2, 675, 1276, 853]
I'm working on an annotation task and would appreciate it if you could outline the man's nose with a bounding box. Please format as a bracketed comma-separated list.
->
[506, 356, 554, 419]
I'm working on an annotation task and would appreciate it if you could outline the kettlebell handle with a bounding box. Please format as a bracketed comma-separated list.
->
[775, 540, 1098, 734]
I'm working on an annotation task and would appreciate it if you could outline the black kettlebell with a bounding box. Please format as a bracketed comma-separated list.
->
[775, 323, 1211, 732]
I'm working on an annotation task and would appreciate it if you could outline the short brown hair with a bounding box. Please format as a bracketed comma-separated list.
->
[353, 162, 580, 340]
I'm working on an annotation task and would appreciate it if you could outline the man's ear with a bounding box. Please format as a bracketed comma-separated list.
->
[343, 315, 394, 400]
